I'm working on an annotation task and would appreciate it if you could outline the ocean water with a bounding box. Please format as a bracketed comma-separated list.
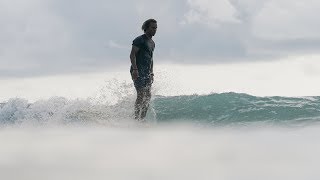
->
[1, 93, 320, 179]
[1, 92, 320, 127]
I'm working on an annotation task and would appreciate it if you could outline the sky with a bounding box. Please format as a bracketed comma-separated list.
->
[1, 0, 320, 101]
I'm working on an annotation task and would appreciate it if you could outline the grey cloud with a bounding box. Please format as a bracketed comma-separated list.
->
[1, 0, 320, 78]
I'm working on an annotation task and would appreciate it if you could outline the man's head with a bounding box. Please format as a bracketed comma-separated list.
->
[142, 19, 157, 36]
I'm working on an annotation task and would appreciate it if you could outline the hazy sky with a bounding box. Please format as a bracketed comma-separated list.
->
[1, 0, 320, 78]
[1, 0, 320, 101]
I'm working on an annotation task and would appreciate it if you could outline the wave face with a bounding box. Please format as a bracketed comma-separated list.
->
[1, 93, 320, 127]
[153, 93, 320, 126]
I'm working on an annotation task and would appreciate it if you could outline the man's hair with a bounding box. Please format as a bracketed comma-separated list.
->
[142, 19, 157, 32]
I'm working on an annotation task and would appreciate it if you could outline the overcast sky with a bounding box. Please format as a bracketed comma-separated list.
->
[1, 0, 320, 78]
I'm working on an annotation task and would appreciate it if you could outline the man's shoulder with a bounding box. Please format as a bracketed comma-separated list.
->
[133, 34, 146, 41]
[132, 34, 146, 46]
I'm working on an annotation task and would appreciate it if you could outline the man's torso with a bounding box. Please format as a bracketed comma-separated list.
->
[131, 34, 155, 77]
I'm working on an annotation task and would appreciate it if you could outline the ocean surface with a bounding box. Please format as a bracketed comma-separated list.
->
[1, 92, 320, 127]
[1, 92, 320, 179]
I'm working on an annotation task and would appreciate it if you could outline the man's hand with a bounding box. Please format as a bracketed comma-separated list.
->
[132, 69, 139, 80]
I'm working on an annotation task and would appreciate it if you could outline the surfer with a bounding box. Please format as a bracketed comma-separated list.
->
[130, 19, 157, 121]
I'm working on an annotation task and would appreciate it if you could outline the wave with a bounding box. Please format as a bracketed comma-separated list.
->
[1, 93, 320, 127]
[153, 92, 320, 126]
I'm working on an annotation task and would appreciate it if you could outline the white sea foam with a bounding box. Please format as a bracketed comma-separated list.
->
[0, 125, 319, 180]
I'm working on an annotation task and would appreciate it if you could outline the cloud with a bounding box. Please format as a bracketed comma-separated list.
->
[107, 40, 130, 50]
[0, 0, 75, 76]
[175, 0, 320, 62]
[182, 0, 241, 26]
[0, 0, 320, 78]
[251, 0, 320, 39]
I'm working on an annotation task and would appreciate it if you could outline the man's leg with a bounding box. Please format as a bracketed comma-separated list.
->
[140, 86, 152, 120]
[134, 89, 144, 120]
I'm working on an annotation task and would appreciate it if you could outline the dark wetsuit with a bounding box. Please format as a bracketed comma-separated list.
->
[130, 34, 155, 89]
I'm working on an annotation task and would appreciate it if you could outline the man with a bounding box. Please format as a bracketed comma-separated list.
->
[130, 19, 157, 121]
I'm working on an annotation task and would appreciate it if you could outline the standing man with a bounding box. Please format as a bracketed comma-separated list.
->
[130, 19, 157, 121]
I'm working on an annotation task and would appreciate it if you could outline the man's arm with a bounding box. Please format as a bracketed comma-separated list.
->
[130, 45, 140, 69]
[150, 60, 153, 74]
[130, 45, 140, 80]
